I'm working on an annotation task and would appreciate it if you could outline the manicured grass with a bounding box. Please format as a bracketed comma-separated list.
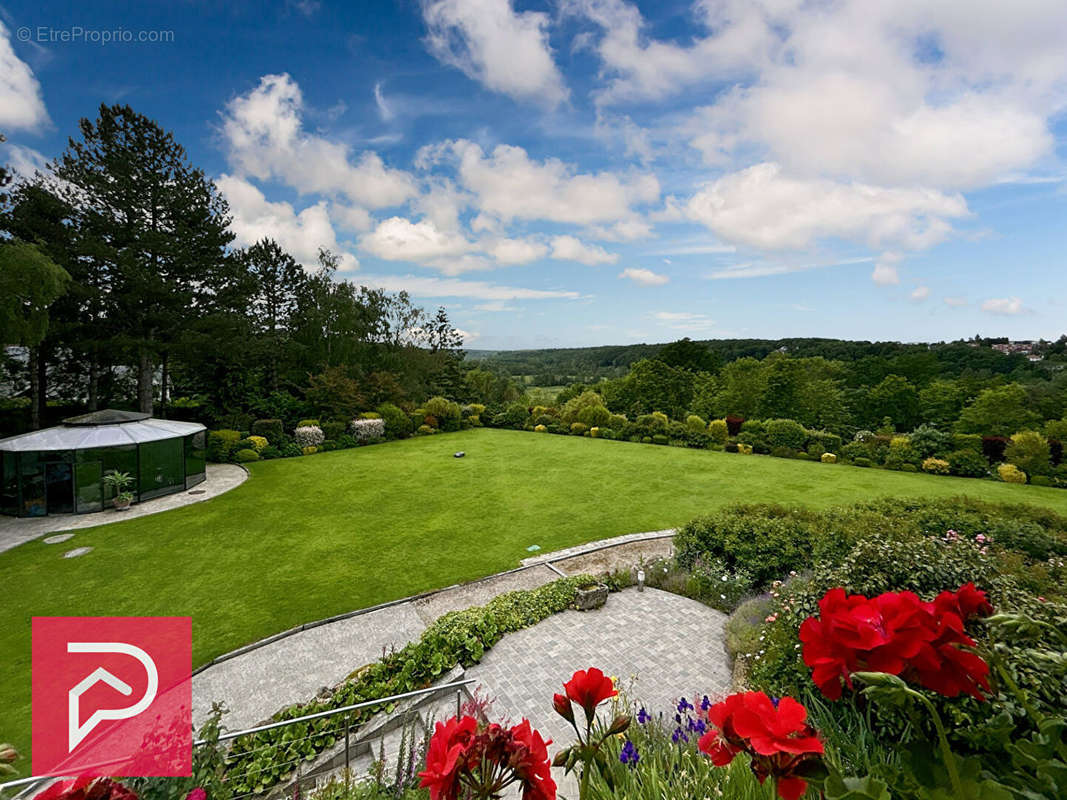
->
[4, 428, 1067, 769]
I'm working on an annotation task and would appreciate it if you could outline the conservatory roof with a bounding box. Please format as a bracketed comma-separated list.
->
[0, 412, 204, 452]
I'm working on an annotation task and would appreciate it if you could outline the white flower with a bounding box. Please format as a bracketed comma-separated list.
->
[721, 575, 728, 582]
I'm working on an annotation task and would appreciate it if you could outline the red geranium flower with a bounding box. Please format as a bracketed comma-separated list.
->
[36, 778, 137, 800]
[505, 719, 556, 800]
[801, 584, 994, 702]
[698, 692, 823, 800]
[563, 668, 617, 721]
[418, 715, 477, 800]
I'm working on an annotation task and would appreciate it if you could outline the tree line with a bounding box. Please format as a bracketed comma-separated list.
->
[0, 106, 464, 433]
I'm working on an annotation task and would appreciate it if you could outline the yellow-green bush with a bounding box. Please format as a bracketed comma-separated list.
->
[686, 414, 707, 432]
[590, 426, 601, 438]
[922, 457, 950, 475]
[707, 419, 729, 444]
[534, 424, 547, 433]
[246, 435, 268, 452]
[821, 452, 837, 464]
[234, 448, 260, 463]
[998, 463, 1027, 483]
[301, 445, 318, 456]
[738, 443, 753, 455]
[570, 422, 589, 435]
[417, 424, 434, 435]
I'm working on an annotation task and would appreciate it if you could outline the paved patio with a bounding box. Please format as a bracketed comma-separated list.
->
[0, 463, 248, 554]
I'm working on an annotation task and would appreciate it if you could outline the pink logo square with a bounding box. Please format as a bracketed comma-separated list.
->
[32, 617, 192, 777]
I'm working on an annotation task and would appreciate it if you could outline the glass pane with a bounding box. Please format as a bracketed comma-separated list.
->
[1, 452, 17, 516]
[76, 460, 103, 513]
[19, 453, 46, 517]
[139, 438, 184, 501]
[45, 459, 74, 514]
[92, 446, 138, 503]
[184, 432, 206, 485]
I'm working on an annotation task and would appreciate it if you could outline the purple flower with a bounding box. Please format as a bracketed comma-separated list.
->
[700, 695, 711, 711]
[619, 739, 640, 767]
[671, 727, 689, 744]
[677, 697, 694, 713]
[637, 707, 651, 725]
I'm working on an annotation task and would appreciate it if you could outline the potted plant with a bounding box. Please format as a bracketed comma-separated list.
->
[102, 470, 135, 510]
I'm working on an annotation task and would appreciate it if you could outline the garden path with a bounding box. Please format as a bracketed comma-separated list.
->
[0, 464, 248, 554]
[191, 535, 682, 731]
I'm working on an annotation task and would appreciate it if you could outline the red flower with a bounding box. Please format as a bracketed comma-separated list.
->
[563, 668, 617, 720]
[184, 790, 206, 800]
[418, 715, 477, 800]
[505, 719, 556, 800]
[801, 584, 994, 701]
[552, 693, 574, 724]
[419, 715, 555, 800]
[698, 692, 823, 800]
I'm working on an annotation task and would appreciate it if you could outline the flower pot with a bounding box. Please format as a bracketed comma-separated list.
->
[113, 497, 132, 511]
[574, 582, 608, 611]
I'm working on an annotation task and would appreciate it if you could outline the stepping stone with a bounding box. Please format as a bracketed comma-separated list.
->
[63, 547, 93, 558]
[44, 533, 75, 544]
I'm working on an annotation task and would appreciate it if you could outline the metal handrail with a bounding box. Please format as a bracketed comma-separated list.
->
[0, 678, 476, 794]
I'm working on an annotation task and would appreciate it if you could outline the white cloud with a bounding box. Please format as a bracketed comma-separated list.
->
[1, 142, 49, 180]
[475, 301, 518, 312]
[687, 163, 968, 252]
[454, 327, 479, 344]
[619, 267, 669, 286]
[707, 256, 873, 280]
[550, 235, 617, 265]
[872, 253, 902, 286]
[422, 0, 568, 108]
[445, 139, 659, 225]
[486, 237, 548, 264]
[357, 273, 581, 301]
[981, 296, 1027, 315]
[222, 74, 416, 208]
[651, 311, 716, 332]
[0, 22, 49, 131]
[361, 217, 474, 267]
[910, 285, 930, 301]
[218, 174, 359, 270]
[373, 81, 394, 122]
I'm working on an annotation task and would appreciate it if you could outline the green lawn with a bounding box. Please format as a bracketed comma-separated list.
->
[4, 428, 1067, 769]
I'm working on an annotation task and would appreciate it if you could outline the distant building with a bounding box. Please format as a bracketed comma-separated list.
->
[992, 341, 1034, 355]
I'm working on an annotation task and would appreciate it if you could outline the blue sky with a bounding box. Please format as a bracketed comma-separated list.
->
[1, 0, 1066, 350]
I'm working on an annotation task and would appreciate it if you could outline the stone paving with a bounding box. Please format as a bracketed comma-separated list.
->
[0, 463, 247, 554]
[463, 587, 731, 749]
[193, 602, 429, 730]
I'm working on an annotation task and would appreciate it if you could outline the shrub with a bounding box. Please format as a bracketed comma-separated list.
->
[259, 445, 281, 460]
[1030, 474, 1054, 487]
[952, 433, 984, 453]
[376, 402, 413, 438]
[608, 414, 628, 430]
[641, 436, 653, 444]
[652, 434, 670, 445]
[598, 428, 615, 440]
[560, 390, 607, 425]
[998, 463, 1027, 483]
[723, 442, 738, 452]
[982, 435, 1010, 463]
[251, 419, 284, 442]
[351, 418, 386, 442]
[281, 443, 302, 458]
[532, 413, 556, 427]
[319, 440, 338, 452]
[534, 424, 547, 433]
[686, 414, 707, 432]
[207, 429, 242, 462]
[464, 403, 487, 418]
[738, 420, 767, 451]
[765, 418, 808, 450]
[707, 418, 729, 444]
[922, 457, 950, 474]
[576, 404, 611, 428]
[417, 424, 434, 435]
[821, 452, 837, 464]
[335, 434, 357, 448]
[301, 445, 318, 456]
[589, 426, 601, 438]
[737, 443, 753, 455]
[245, 435, 268, 452]
[293, 425, 325, 448]
[424, 414, 439, 429]
[570, 422, 588, 435]
[884, 436, 920, 470]
[807, 430, 843, 455]
[948, 449, 989, 478]
[852, 457, 873, 468]
[234, 448, 260, 463]
[321, 420, 347, 441]
[502, 402, 529, 428]
[901, 463, 918, 472]
[296, 418, 320, 428]
[770, 446, 797, 459]
[909, 424, 952, 458]
[635, 412, 669, 433]
[1006, 430, 1052, 476]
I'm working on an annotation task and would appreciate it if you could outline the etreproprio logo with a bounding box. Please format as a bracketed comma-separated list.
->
[32, 617, 192, 777]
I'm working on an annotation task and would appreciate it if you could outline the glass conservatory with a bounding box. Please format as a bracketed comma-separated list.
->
[0, 410, 206, 517]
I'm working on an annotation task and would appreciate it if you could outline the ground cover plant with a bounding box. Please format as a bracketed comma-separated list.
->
[5, 430, 1067, 771]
